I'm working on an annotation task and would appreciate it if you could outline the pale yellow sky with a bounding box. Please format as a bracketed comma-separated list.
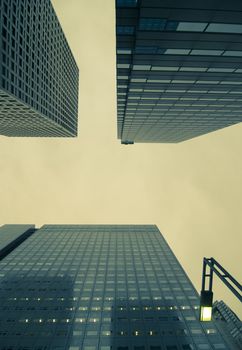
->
[0, 0, 241, 317]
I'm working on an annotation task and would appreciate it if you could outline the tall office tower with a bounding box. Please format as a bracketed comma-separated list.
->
[213, 300, 242, 349]
[0, 224, 231, 349]
[116, 0, 242, 143]
[0, 0, 79, 137]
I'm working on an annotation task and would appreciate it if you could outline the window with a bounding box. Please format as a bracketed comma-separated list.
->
[213, 345, 226, 349]
[152, 66, 179, 71]
[131, 78, 146, 82]
[196, 80, 219, 84]
[177, 22, 208, 32]
[87, 331, 98, 336]
[206, 23, 242, 33]
[117, 330, 127, 336]
[190, 50, 223, 56]
[133, 65, 151, 70]
[208, 68, 234, 72]
[165, 49, 190, 55]
[117, 49, 132, 54]
[182, 345, 194, 350]
[223, 51, 242, 57]
[180, 67, 207, 72]
[117, 26, 134, 35]
[136, 46, 158, 54]
[191, 329, 202, 334]
[172, 80, 194, 84]
[117, 0, 137, 7]
[148, 330, 158, 336]
[148, 79, 171, 83]
[205, 328, 217, 334]
[117, 64, 130, 69]
[139, 18, 167, 31]
[133, 330, 141, 336]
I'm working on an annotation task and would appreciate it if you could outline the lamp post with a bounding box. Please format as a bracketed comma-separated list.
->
[199, 257, 242, 322]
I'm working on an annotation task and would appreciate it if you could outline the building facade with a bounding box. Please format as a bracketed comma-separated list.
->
[213, 300, 242, 349]
[116, 0, 242, 143]
[0, 224, 232, 349]
[0, 0, 79, 137]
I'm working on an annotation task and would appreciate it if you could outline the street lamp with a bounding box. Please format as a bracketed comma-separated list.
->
[199, 257, 242, 322]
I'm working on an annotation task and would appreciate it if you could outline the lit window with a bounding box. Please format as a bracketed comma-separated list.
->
[102, 330, 111, 336]
[148, 330, 157, 335]
[133, 330, 141, 336]
[205, 328, 217, 334]
[117, 330, 127, 336]
[206, 23, 242, 34]
[176, 22, 208, 32]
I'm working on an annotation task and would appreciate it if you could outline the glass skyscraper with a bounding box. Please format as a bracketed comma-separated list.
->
[116, 0, 242, 143]
[0, 224, 232, 349]
[0, 0, 79, 137]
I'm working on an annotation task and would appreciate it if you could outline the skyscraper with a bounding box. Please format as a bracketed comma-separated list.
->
[0, 0, 79, 137]
[116, 0, 242, 143]
[0, 224, 232, 349]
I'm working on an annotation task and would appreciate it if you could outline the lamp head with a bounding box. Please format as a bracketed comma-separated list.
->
[199, 290, 213, 321]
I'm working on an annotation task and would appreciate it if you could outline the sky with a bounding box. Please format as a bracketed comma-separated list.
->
[0, 0, 241, 318]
